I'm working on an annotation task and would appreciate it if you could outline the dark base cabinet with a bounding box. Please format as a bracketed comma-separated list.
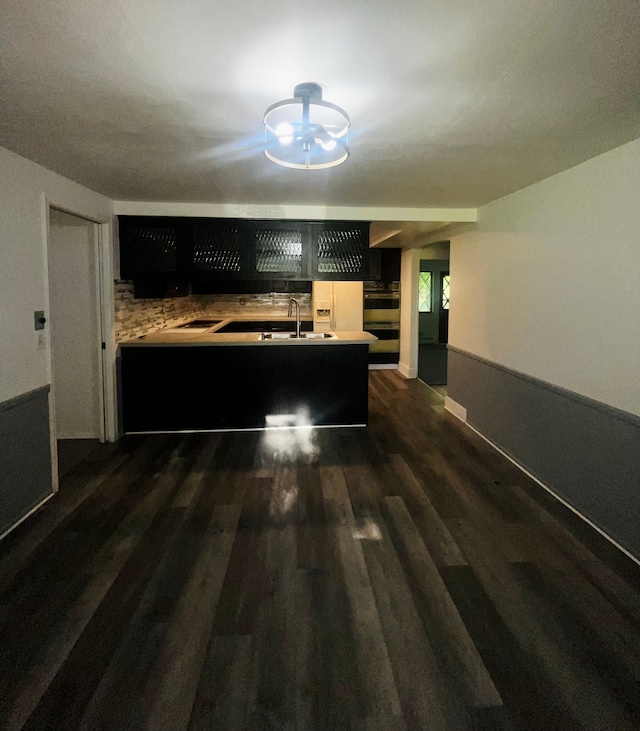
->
[120, 344, 370, 433]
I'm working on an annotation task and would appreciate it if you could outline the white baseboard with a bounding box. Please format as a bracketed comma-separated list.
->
[444, 396, 467, 422]
[0, 492, 55, 542]
[57, 433, 100, 440]
[368, 364, 398, 370]
[397, 361, 417, 379]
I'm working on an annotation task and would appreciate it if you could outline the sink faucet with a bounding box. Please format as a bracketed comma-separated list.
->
[288, 297, 301, 338]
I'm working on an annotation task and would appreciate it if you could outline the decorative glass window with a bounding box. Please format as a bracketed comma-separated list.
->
[418, 272, 432, 312]
[442, 274, 450, 310]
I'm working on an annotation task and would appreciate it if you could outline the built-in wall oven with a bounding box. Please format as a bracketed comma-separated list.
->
[363, 281, 400, 365]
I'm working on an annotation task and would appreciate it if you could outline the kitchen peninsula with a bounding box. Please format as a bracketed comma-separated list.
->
[120, 319, 376, 433]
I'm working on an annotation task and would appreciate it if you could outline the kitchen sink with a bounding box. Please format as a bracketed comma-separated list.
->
[216, 320, 312, 334]
[260, 332, 336, 340]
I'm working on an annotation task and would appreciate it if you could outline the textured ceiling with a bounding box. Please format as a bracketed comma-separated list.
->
[1, 0, 639, 208]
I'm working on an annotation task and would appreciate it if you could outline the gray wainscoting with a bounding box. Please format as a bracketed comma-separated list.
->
[447, 347, 640, 561]
[0, 386, 52, 537]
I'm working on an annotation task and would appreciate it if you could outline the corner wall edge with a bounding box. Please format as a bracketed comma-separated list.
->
[444, 396, 467, 422]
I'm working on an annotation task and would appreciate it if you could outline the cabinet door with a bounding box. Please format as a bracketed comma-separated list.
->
[380, 247, 401, 282]
[311, 222, 370, 280]
[119, 216, 187, 278]
[366, 249, 382, 281]
[249, 222, 310, 279]
[190, 218, 247, 278]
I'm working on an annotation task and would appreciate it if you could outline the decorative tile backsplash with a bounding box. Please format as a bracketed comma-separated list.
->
[200, 293, 312, 319]
[114, 281, 312, 343]
[114, 282, 204, 342]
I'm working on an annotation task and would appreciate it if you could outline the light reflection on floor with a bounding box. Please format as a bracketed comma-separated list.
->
[261, 409, 319, 518]
[352, 517, 383, 541]
[261, 408, 319, 465]
[259, 413, 384, 540]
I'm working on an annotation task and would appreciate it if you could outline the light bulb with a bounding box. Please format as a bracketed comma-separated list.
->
[275, 123, 294, 145]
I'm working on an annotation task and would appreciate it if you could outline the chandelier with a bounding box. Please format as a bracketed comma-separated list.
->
[263, 82, 350, 170]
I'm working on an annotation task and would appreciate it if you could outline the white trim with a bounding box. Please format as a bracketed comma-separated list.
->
[444, 396, 467, 422]
[465, 421, 640, 568]
[125, 423, 367, 435]
[42, 199, 59, 493]
[0, 492, 55, 541]
[56, 432, 102, 440]
[368, 363, 397, 370]
[397, 361, 417, 378]
[44, 203, 116, 498]
[92, 225, 106, 442]
[97, 222, 118, 442]
[113, 201, 478, 223]
[399, 249, 421, 377]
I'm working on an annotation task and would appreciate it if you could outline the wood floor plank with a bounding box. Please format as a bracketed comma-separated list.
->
[75, 440, 228, 731]
[18, 439, 198, 731]
[248, 521, 311, 730]
[188, 634, 254, 730]
[383, 495, 503, 709]
[447, 516, 633, 731]
[360, 522, 450, 730]
[0, 449, 128, 589]
[320, 465, 404, 725]
[0, 437, 195, 730]
[209, 474, 274, 638]
[1, 371, 639, 730]
[141, 503, 242, 731]
[440, 564, 579, 731]
[511, 485, 640, 622]
[385, 453, 467, 566]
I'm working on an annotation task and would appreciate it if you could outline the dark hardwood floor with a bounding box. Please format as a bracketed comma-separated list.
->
[1, 370, 639, 730]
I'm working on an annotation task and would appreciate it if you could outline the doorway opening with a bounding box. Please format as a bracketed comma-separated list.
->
[417, 258, 449, 393]
[48, 209, 106, 483]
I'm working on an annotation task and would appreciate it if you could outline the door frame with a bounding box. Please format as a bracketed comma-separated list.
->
[44, 200, 117, 491]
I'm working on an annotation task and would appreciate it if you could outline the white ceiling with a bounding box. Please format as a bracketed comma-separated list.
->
[1, 0, 639, 210]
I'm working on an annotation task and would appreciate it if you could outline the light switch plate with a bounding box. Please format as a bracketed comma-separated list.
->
[34, 310, 46, 330]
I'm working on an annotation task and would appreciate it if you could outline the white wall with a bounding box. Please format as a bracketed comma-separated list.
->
[449, 137, 640, 417]
[0, 146, 113, 404]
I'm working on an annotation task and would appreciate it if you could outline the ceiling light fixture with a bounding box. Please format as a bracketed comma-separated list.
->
[263, 82, 350, 170]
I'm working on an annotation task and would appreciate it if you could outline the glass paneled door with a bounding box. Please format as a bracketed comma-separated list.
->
[417, 262, 450, 387]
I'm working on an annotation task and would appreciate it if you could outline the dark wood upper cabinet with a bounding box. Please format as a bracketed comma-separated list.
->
[119, 216, 187, 278]
[311, 222, 370, 281]
[364, 247, 401, 282]
[367, 249, 382, 281]
[118, 216, 370, 285]
[247, 221, 311, 280]
[189, 218, 246, 278]
[381, 247, 401, 282]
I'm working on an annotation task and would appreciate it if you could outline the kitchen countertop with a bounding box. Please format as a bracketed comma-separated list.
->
[121, 317, 377, 346]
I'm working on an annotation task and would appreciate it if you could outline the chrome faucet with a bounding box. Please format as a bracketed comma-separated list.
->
[288, 297, 301, 338]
